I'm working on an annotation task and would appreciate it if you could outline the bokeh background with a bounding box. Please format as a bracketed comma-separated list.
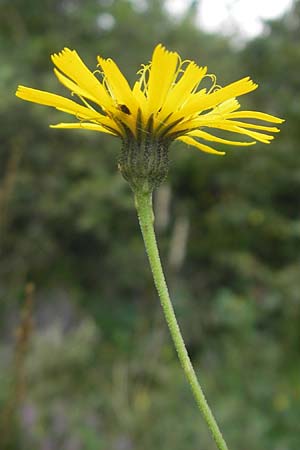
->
[1, 0, 299, 449]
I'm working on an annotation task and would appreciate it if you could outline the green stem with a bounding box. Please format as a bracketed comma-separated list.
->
[135, 190, 229, 450]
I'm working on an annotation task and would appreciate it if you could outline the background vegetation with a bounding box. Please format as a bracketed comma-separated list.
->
[0, 0, 299, 449]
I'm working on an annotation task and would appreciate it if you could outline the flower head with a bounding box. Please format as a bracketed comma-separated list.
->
[16, 44, 283, 192]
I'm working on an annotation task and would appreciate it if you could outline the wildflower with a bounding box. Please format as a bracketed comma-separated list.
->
[15, 45, 284, 450]
[16, 44, 283, 192]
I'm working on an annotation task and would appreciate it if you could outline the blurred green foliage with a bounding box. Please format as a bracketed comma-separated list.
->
[0, 0, 300, 449]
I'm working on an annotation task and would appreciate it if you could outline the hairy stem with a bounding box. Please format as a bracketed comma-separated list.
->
[135, 190, 229, 450]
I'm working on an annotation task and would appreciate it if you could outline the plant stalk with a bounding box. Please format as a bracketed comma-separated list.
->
[135, 190, 229, 450]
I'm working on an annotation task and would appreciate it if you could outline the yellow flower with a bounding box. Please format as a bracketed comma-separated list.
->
[16, 44, 283, 191]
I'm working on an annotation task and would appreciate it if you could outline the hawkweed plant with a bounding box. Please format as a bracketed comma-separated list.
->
[16, 44, 283, 450]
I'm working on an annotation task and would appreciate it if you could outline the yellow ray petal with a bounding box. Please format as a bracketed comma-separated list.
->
[171, 111, 280, 136]
[133, 81, 147, 107]
[202, 122, 275, 143]
[51, 48, 112, 109]
[230, 127, 274, 143]
[226, 111, 284, 123]
[15, 86, 119, 132]
[97, 57, 140, 135]
[188, 129, 256, 146]
[132, 81, 147, 126]
[54, 68, 99, 104]
[50, 122, 117, 135]
[158, 63, 207, 119]
[147, 44, 180, 114]
[175, 77, 258, 119]
[16, 85, 99, 118]
[170, 98, 241, 135]
[177, 135, 225, 155]
[223, 120, 280, 132]
[97, 57, 138, 112]
[205, 98, 241, 117]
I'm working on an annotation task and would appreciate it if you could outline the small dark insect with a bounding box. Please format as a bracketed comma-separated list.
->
[119, 104, 131, 115]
